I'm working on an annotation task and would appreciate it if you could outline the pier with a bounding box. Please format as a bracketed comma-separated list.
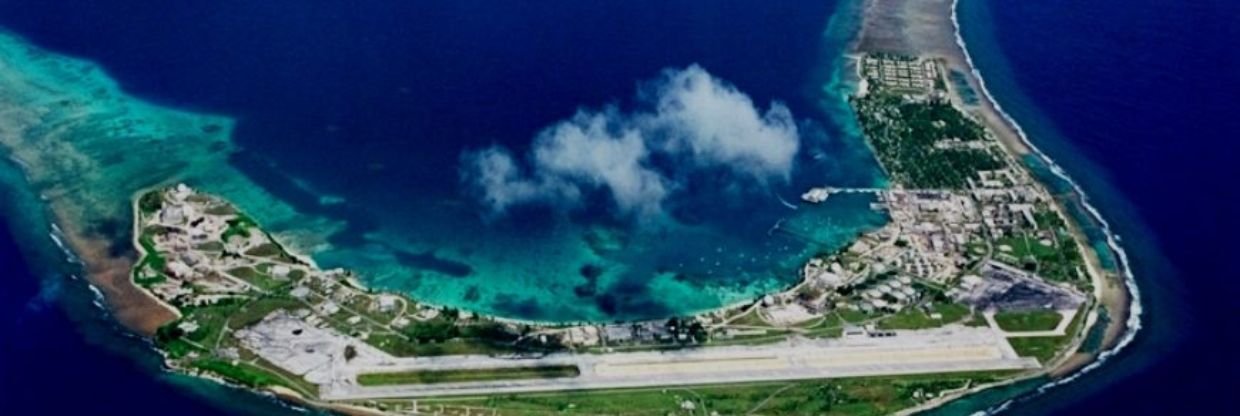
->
[801, 186, 953, 203]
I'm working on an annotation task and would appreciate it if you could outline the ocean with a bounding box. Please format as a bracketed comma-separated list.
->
[0, 157, 309, 413]
[0, 0, 1236, 414]
[0, 0, 884, 323]
[939, 0, 1240, 414]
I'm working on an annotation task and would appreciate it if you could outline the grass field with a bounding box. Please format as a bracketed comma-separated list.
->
[994, 310, 1063, 332]
[190, 358, 318, 397]
[798, 313, 847, 338]
[1006, 306, 1086, 364]
[994, 232, 1084, 283]
[877, 303, 970, 330]
[226, 296, 303, 330]
[836, 308, 872, 324]
[244, 242, 283, 257]
[726, 310, 772, 327]
[193, 359, 289, 390]
[394, 371, 1013, 415]
[181, 302, 244, 347]
[227, 266, 288, 291]
[1007, 337, 1063, 364]
[357, 365, 581, 386]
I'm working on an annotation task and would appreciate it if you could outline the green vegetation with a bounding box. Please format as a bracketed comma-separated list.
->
[706, 329, 795, 348]
[195, 241, 225, 251]
[191, 358, 314, 396]
[1008, 337, 1063, 364]
[965, 240, 989, 256]
[161, 338, 201, 359]
[192, 359, 285, 388]
[877, 302, 970, 330]
[357, 365, 580, 386]
[963, 313, 990, 327]
[852, 93, 1005, 189]
[362, 318, 557, 357]
[798, 313, 847, 338]
[407, 372, 1011, 415]
[995, 232, 1084, 282]
[1007, 307, 1086, 364]
[227, 296, 304, 330]
[180, 301, 244, 347]
[203, 205, 236, 216]
[367, 333, 509, 357]
[220, 215, 257, 242]
[245, 238, 302, 264]
[339, 294, 400, 324]
[154, 324, 206, 359]
[252, 357, 319, 396]
[726, 309, 771, 327]
[836, 308, 872, 324]
[403, 317, 469, 343]
[1033, 208, 1066, 229]
[134, 274, 167, 287]
[157, 320, 311, 405]
[133, 232, 167, 286]
[138, 191, 164, 214]
[227, 266, 288, 291]
[996, 235, 1055, 261]
[245, 243, 283, 257]
[994, 310, 1063, 332]
[135, 185, 1050, 416]
[164, 296, 300, 352]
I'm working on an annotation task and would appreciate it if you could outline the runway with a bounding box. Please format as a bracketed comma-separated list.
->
[314, 325, 1038, 400]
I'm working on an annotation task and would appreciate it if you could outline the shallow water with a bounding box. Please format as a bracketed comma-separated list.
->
[3, 0, 1230, 414]
[0, 0, 891, 322]
[924, 0, 1239, 414]
[0, 155, 310, 414]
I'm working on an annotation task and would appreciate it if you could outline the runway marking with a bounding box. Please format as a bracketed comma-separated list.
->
[594, 356, 787, 376]
[804, 346, 1002, 368]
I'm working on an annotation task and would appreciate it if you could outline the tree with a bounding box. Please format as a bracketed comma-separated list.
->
[139, 191, 164, 214]
[688, 321, 708, 343]
[344, 345, 358, 361]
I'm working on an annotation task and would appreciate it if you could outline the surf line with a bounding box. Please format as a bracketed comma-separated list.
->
[948, 0, 1144, 413]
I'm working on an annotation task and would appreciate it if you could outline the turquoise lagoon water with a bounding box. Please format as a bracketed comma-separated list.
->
[7, 0, 1230, 414]
[0, 0, 885, 323]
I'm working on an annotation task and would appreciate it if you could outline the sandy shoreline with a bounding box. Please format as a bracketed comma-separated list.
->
[46, 194, 179, 335]
[0, 0, 1141, 412]
[853, 0, 1139, 411]
[855, 0, 1029, 156]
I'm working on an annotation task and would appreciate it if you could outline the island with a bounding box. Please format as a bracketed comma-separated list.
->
[130, 0, 1133, 407]
[0, 0, 1133, 414]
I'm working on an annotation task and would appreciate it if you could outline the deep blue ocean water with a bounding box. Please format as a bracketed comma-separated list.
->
[0, 0, 1237, 413]
[0, 0, 887, 322]
[0, 161, 307, 414]
[944, 0, 1240, 414]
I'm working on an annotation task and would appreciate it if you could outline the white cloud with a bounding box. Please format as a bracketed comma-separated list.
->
[459, 146, 576, 213]
[461, 65, 800, 218]
[531, 111, 669, 217]
[646, 65, 799, 181]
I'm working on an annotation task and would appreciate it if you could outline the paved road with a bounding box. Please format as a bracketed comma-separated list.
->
[314, 325, 1038, 400]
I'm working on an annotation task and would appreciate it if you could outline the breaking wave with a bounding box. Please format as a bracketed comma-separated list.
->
[948, 0, 1144, 413]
